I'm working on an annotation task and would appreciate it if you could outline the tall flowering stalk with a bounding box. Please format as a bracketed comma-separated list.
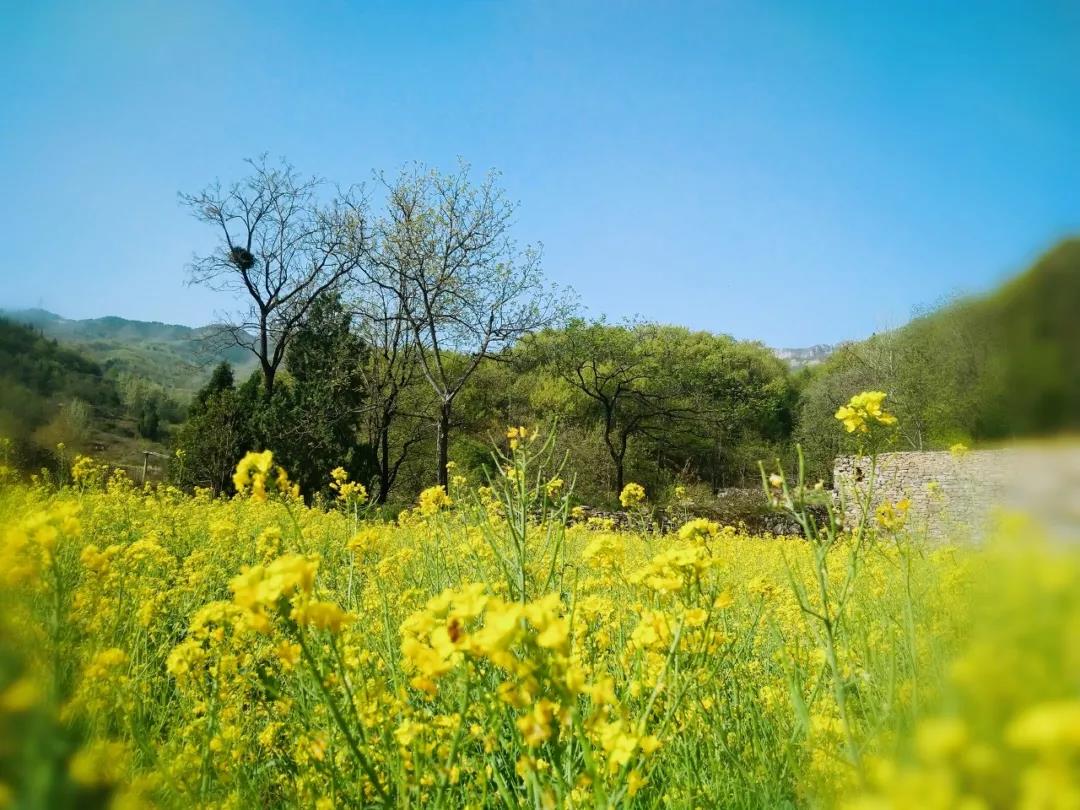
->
[469, 425, 572, 603]
[763, 390, 900, 779]
[329, 466, 369, 531]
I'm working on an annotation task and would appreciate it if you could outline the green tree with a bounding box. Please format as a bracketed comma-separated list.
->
[269, 295, 375, 498]
[171, 364, 251, 494]
[521, 321, 796, 498]
[195, 362, 235, 411]
[369, 162, 570, 488]
[648, 327, 795, 488]
[137, 399, 160, 440]
[525, 320, 692, 495]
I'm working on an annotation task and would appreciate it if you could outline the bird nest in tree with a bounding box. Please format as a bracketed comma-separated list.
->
[229, 246, 255, 271]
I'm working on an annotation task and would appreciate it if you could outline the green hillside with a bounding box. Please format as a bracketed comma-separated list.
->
[973, 239, 1080, 436]
[0, 313, 250, 476]
[2, 309, 258, 399]
[0, 318, 124, 469]
[796, 238, 1080, 477]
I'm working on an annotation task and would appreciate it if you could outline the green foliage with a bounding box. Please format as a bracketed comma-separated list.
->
[268, 295, 376, 497]
[171, 298, 376, 499]
[977, 239, 1080, 435]
[170, 368, 253, 493]
[136, 400, 160, 441]
[796, 238, 1080, 480]
[0, 318, 118, 406]
[13, 234, 1079, 511]
[519, 320, 796, 500]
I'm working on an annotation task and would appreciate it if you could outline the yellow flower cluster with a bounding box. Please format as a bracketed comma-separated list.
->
[71, 454, 108, 487]
[506, 425, 537, 451]
[875, 498, 911, 531]
[619, 481, 646, 508]
[232, 450, 299, 501]
[229, 552, 320, 633]
[676, 517, 722, 544]
[628, 541, 716, 593]
[0, 500, 80, 586]
[416, 484, 453, 516]
[329, 466, 368, 504]
[401, 585, 568, 692]
[834, 390, 898, 434]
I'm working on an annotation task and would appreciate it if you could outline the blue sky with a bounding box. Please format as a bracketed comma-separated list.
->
[2, 1, 1078, 346]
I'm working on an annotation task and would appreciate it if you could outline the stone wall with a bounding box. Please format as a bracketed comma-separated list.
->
[832, 445, 1080, 540]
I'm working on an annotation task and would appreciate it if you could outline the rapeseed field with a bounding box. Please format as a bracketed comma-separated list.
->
[0, 397, 1076, 808]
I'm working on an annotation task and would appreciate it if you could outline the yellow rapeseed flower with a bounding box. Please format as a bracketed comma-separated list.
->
[876, 498, 911, 531]
[619, 482, 646, 508]
[418, 485, 453, 516]
[292, 600, 351, 634]
[233, 450, 274, 500]
[834, 391, 898, 434]
[329, 467, 368, 503]
[69, 740, 130, 787]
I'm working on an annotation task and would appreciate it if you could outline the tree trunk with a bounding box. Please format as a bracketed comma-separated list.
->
[376, 413, 391, 505]
[602, 410, 624, 496]
[436, 399, 452, 489]
[260, 358, 276, 400]
[259, 317, 275, 400]
[609, 429, 629, 495]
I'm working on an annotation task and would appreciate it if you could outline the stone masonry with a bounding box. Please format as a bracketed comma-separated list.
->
[832, 445, 1080, 540]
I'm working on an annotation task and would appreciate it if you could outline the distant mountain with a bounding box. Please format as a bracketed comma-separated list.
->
[773, 344, 835, 369]
[0, 309, 258, 398]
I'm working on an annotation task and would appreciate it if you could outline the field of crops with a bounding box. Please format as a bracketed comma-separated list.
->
[0, 406, 1078, 809]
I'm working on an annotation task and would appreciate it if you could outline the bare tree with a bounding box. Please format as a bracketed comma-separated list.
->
[370, 162, 570, 487]
[181, 156, 369, 399]
[349, 272, 427, 504]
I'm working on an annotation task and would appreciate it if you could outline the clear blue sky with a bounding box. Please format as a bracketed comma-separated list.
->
[2, 1, 1078, 346]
